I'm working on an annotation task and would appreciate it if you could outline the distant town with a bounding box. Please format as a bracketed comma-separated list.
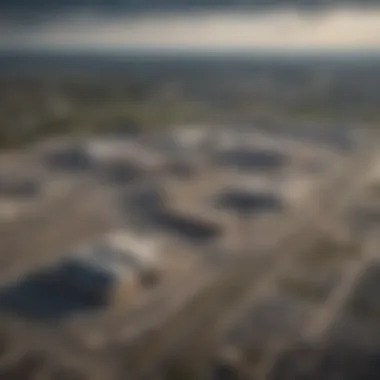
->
[1, 52, 380, 148]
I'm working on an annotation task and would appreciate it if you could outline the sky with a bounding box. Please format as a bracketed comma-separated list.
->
[1, 6, 380, 53]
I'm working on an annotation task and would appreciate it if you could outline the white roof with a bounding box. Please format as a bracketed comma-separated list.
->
[84, 138, 130, 160]
[173, 126, 207, 150]
[85, 138, 163, 167]
[105, 230, 159, 265]
[68, 230, 161, 274]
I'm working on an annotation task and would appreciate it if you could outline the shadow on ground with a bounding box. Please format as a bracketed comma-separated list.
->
[0, 262, 111, 321]
[213, 189, 284, 216]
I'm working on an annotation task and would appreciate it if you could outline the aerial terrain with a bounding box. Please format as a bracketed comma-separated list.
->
[0, 119, 379, 379]
[1, 4, 380, 375]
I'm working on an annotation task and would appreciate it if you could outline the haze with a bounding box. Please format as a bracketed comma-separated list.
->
[1, 7, 380, 53]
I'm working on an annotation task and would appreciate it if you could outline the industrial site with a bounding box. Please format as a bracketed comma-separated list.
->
[0, 122, 379, 379]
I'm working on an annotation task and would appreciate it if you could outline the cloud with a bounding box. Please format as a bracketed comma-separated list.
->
[2, 8, 380, 52]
